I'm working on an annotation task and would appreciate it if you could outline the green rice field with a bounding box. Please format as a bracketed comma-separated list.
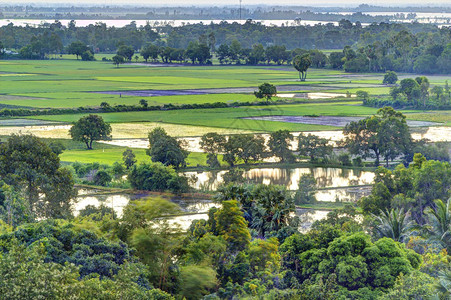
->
[1, 58, 450, 165]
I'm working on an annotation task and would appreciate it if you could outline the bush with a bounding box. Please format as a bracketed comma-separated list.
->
[383, 71, 398, 84]
[128, 162, 189, 194]
[338, 153, 352, 166]
[81, 50, 95, 61]
[352, 157, 363, 167]
[94, 170, 112, 186]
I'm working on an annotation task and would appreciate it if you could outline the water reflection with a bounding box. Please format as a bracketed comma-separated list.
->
[73, 189, 358, 232]
[411, 126, 451, 142]
[73, 193, 146, 217]
[101, 126, 451, 151]
[297, 209, 331, 232]
[316, 186, 371, 202]
[184, 167, 374, 191]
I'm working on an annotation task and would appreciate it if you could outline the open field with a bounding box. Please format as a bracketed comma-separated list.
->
[1, 59, 450, 167]
[0, 122, 253, 139]
[60, 147, 210, 166]
[27, 102, 382, 132]
[0, 59, 395, 109]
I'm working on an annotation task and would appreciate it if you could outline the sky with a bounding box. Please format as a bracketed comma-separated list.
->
[4, 0, 451, 6]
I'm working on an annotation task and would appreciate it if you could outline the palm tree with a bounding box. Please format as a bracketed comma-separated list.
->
[372, 208, 416, 242]
[435, 269, 451, 298]
[424, 198, 451, 250]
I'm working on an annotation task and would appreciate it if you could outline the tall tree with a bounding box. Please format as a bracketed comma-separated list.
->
[343, 107, 412, 166]
[267, 130, 295, 163]
[293, 53, 312, 81]
[147, 127, 188, 169]
[254, 83, 277, 102]
[122, 148, 137, 169]
[298, 133, 332, 162]
[70, 114, 112, 150]
[200, 133, 226, 168]
[0, 134, 75, 219]
[66, 41, 88, 59]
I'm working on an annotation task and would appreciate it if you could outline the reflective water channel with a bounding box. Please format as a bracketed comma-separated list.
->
[74, 190, 333, 231]
[74, 165, 374, 230]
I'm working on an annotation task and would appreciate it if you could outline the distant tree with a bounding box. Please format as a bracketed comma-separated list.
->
[81, 50, 95, 61]
[293, 53, 312, 81]
[139, 99, 148, 108]
[94, 170, 112, 186]
[224, 134, 266, 165]
[207, 32, 216, 52]
[356, 90, 369, 101]
[100, 102, 111, 110]
[415, 76, 430, 107]
[268, 130, 295, 163]
[122, 148, 137, 169]
[147, 127, 188, 169]
[186, 41, 211, 64]
[216, 44, 230, 64]
[431, 85, 444, 101]
[66, 41, 88, 59]
[413, 54, 437, 74]
[254, 83, 277, 101]
[128, 163, 189, 194]
[400, 78, 420, 104]
[329, 51, 345, 69]
[294, 174, 317, 204]
[116, 45, 134, 61]
[298, 133, 332, 162]
[112, 55, 125, 67]
[47, 140, 66, 155]
[140, 44, 160, 62]
[343, 107, 412, 166]
[200, 133, 226, 168]
[69, 114, 112, 150]
[383, 71, 398, 84]
[309, 49, 328, 68]
[229, 39, 242, 63]
[248, 43, 265, 65]
[79, 204, 116, 220]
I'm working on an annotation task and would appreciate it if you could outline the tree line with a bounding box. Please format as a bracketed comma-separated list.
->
[364, 72, 451, 109]
[1, 20, 450, 74]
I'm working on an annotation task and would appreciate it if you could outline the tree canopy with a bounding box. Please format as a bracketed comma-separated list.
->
[69, 114, 112, 150]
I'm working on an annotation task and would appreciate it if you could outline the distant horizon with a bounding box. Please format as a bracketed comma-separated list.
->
[1, 1, 451, 8]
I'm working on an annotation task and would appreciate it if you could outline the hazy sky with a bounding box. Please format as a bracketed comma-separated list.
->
[5, 0, 451, 6]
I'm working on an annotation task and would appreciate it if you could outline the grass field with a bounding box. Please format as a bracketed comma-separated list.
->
[0, 59, 393, 109]
[60, 147, 209, 166]
[27, 102, 381, 132]
[1, 59, 450, 166]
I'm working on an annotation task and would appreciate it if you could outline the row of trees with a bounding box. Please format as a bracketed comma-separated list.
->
[0, 19, 443, 52]
[199, 130, 335, 168]
[365, 73, 451, 109]
[2, 20, 450, 73]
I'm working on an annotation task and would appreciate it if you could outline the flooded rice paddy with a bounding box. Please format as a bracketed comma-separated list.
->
[184, 167, 374, 191]
[73, 188, 336, 231]
[243, 116, 439, 127]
